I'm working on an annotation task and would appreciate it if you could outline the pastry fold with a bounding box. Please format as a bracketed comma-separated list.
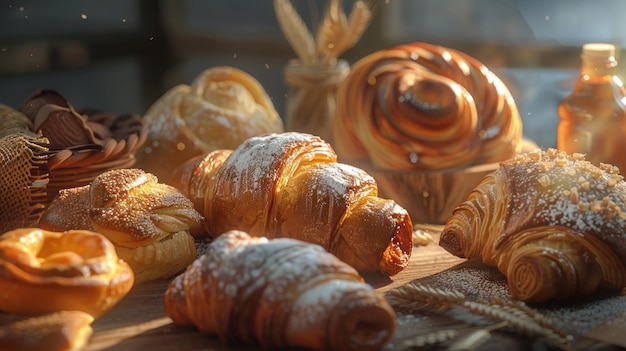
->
[440, 149, 626, 303]
[39, 168, 204, 283]
[164, 230, 396, 351]
[135, 66, 284, 181]
[169, 132, 413, 276]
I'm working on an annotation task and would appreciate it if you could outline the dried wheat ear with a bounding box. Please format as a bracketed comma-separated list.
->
[386, 283, 573, 350]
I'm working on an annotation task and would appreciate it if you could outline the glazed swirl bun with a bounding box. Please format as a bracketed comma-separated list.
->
[0, 228, 134, 318]
[333, 42, 523, 170]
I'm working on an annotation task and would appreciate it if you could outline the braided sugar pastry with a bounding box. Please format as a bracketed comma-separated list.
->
[164, 230, 396, 351]
[333, 42, 522, 170]
[440, 149, 626, 303]
[39, 168, 204, 284]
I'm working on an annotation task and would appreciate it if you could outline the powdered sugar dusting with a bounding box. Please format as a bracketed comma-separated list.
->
[166, 230, 394, 348]
[502, 149, 626, 253]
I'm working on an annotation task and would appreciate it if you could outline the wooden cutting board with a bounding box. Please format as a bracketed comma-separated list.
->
[84, 229, 625, 351]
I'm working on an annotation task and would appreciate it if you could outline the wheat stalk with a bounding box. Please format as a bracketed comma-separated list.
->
[315, 0, 347, 60]
[387, 283, 573, 347]
[276, 0, 372, 64]
[401, 329, 459, 349]
[274, 0, 316, 63]
[386, 283, 466, 311]
[329, 0, 372, 60]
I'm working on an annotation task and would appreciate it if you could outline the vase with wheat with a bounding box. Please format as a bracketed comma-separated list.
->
[274, 0, 371, 144]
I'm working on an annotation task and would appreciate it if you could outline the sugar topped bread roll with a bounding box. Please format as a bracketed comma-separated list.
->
[39, 168, 204, 283]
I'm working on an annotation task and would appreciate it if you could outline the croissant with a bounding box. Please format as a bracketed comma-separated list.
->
[164, 230, 396, 351]
[38, 168, 204, 284]
[134, 66, 284, 181]
[169, 132, 413, 276]
[0, 310, 93, 351]
[0, 228, 134, 318]
[440, 148, 626, 303]
[333, 42, 522, 171]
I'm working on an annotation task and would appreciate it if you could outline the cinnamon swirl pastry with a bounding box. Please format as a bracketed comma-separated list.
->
[333, 42, 522, 171]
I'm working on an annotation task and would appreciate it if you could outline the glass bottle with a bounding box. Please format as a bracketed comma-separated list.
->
[557, 43, 626, 175]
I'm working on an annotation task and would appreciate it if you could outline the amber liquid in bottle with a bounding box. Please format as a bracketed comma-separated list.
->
[557, 43, 626, 174]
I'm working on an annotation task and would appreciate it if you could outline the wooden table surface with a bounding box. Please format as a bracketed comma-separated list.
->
[84, 227, 626, 351]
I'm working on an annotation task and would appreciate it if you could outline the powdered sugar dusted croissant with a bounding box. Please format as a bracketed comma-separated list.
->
[39, 168, 204, 283]
[440, 149, 626, 303]
[135, 66, 284, 181]
[333, 42, 522, 170]
[169, 132, 413, 276]
[164, 230, 396, 351]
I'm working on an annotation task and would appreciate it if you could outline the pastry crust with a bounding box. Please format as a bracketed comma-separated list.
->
[333, 42, 522, 171]
[39, 168, 204, 283]
[134, 66, 284, 181]
[0, 310, 93, 351]
[0, 228, 133, 318]
[163, 230, 396, 351]
[169, 132, 413, 276]
[440, 149, 626, 303]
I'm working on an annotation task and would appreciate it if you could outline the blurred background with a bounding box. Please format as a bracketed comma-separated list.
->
[1, 0, 625, 148]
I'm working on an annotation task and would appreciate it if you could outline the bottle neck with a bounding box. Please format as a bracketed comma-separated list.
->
[581, 55, 618, 78]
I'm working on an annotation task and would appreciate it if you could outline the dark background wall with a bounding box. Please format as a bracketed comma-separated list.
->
[1, 0, 625, 148]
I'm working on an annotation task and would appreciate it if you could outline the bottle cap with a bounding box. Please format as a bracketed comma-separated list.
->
[582, 43, 616, 59]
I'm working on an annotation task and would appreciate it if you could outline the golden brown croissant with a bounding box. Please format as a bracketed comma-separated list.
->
[169, 132, 413, 276]
[18, 89, 147, 203]
[164, 230, 396, 351]
[38, 168, 204, 284]
[440, 149, 626, 303]
[0, 310, 93, 351]
[0, 228, 134, 318]
[333, 42, 522, 171]
[134, 66, 284, 181]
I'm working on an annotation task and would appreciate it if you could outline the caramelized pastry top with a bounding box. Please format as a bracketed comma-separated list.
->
[333, 42, 522, 170]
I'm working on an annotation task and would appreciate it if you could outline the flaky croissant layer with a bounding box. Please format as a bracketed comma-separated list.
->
[164, 230, 396, 351]
[440, 148, 626, 303]
[169, 132, 413, 276]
